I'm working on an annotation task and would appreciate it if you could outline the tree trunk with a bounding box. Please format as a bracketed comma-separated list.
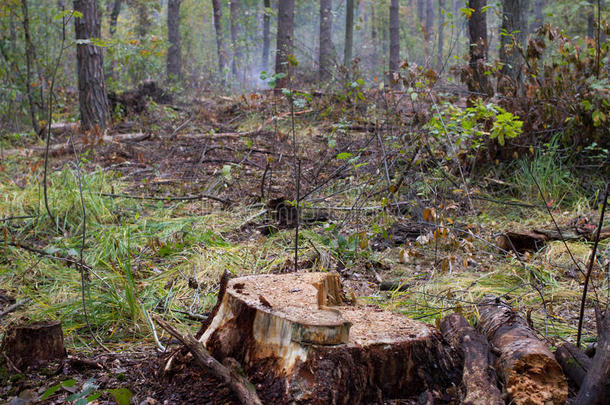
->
[274, 0, 295, 89]
[20, 0, 41, 136]
[573, 307, 610, 405]
[74, 0, 109, 131]
[319, 0, 332, 81]
[109, 0, 121, 36]
[212, 0, 227, 78]
[417, 0, 425, 25]
[344, 0, 354, 66]
[370, 2, 377, 73]
[262, 0, 270, 71]
[555, 343, 591, 388]
[230, 0, 241, 77]
[425, 0, 434, 38]
[478, 297, 568, 405]
[440, 313, 503, 405]
[499, 0, 527, 85]
[135, 0, 150, 38]
[389, 0, 400, 81]
[467, 0, 492, 96]
[166, 0, 182, 83]
[200, 272, 461, 403]
[587, 0, 595, 39]
[437, 0, 445, 71]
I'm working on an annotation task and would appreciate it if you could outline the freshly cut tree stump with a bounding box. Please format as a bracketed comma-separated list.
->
[478, 298, 568, 405]
[440, 313, 503, 405]
[1, 321, 66, 370]
[200, 272, 460, 404]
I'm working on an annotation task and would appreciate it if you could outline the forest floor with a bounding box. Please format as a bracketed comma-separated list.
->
[0, 90, 608, 404]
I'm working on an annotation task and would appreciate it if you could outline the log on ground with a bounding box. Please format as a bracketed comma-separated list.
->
[555, 342, 591, 388]
[440, 313, 503, 405]
[478, 298, 568, 405]
[199, 272, 460, 404]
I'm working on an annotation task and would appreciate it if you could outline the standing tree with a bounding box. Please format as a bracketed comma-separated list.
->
[319, 0, 332, 81]
[262, 0, 271, 72]
[74, 0, 109, 130]
[587, 0, 595, 39]
[499, 0, 527, 85]
[166, 0, 182, 83]
[20, 0, 41, 135]
[274, 0, 295, 89]
[467, 0, 492, 96]
[211, 0, 227, 78]
[344, 0, 354, 66]
[230, 0, 241, 77]
[425, 0, 435, 63]
[389, 0, 400, 82]
[109, 0, 122, 36]
[437, 0, 445, 71]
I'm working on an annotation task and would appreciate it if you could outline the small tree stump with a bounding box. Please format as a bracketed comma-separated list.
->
[200, 272, 460, 404]
[1, 321, 66, 370]
[478, 298, 568, 405]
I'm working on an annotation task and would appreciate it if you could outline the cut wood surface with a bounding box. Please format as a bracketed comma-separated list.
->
[477, 298, 568, 405]
[573, 307, 610, 405]
[440, 313, 503, 405]
[555, 342, 591, 388]
[200, 272, 460, 404]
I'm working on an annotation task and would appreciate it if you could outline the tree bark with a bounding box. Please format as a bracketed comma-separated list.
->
[166, 0, 182, 83]
[574, 307, 610, 405]
[440, 313, 503, 405]
[499, 0, 527, 85]
[20, 0, 41, 136]
[389, 0, 400, 80]
[262, 0, 271, 71]
[587, 0, 595, 39]
[370, 2, 377, 73]
[437, 0, 445, 71]
[212, 0, 227, 78]
[74, 0, 110, 131]
[109, 0, 121, 36]
[274, 0, 295, 89]
[230, 0, 241, 77]
[319, 0, 332, 81]
[467, 0, 492, 96]
[555, 343, 591, 388]
[1, 321, 66, 370]
[478, 297, 568, 405]
[344, 0, 354, 66]
[134, 0, 150, 38]
[425, 0, 434, 39]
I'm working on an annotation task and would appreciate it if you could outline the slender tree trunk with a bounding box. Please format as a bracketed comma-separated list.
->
[370, 2, 377, 73]
[135, 0, 150, 38]
[417, 0, 425, 25]
[109, 0, 121, 36]
[74, 0, 109, 130]
[389, 0, 400, 81]
[166, 0, 181, 83]
[319, 0, 332, 81]
[467, 0, 491, 95]
[344, 0, 354, 66]
[425, 0, 434, 64]
[230, 0, 241, 76]
[212, 0, 227, 77]
[262, 0, 270, 71]
[499, 0, 527, 83]
[587, 0, 595, 39]
[437, 0, 445, 71]
[274, 0, 295, 89]
[20, 0, 41, 135]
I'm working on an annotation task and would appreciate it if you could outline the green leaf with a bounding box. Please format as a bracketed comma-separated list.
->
[336, 152, 353, 160]
[40, 384, 62, 401]
[108, 388, 133, 405]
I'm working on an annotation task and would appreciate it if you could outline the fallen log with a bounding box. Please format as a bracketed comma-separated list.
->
[573, 307, 610, 405]
[496, 224, 610, 253]
[199, 272, 460, 404]
[477, 297, 568, 405]
[555, 342, 591, 388]
[153, 315, 263, 405]
[1, 320, 66, 370]
[440, 313, 503, 405]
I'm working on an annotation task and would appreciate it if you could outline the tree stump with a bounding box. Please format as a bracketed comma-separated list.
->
[1, 321, 66, 370]
[478, 298, 568, 405]
[199, 272, 460, 404]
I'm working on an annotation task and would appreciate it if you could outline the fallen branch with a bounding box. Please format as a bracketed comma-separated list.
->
[152, 315, 263, 405]
[100, 192, 231, 205]
[440, 313, 503, 405]
[0, 299, 31, 319]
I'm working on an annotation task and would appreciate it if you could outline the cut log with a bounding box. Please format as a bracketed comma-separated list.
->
[1, 320, 66, 370]
[440, 313, 503, 405]
[477, 298, 568, 405]
[200, 272, 460, 404]
[574, 307, 610, 405]
[555, 342, 591, 388]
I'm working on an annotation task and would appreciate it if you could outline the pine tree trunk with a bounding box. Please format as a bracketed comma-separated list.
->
[212, 0, 227, 78]
[319, 0, 332, 81]
[344, 0, 354, 66]
[74, 0, 109, 131]
[262, 0, 270, 71]
[467, 0, 491, 96]
[167, 0, 182, 83]
[499, 0, 527, 84]
[389, 0, 400, 81]
[230, 0, 241, 77]
[274, 0, 295, 89]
